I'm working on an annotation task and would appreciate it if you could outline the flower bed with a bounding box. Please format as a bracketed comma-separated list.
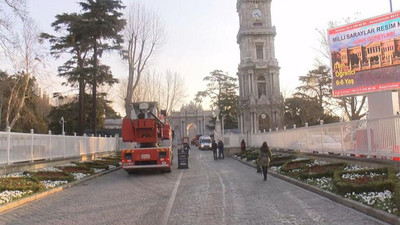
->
[0, 177, 44, 192]
[280, 158, 312, 177]
[299, 163, 346, 180]
[59, 166, 93, 175]
[0, 154, 121, 206]
[333, 168, 398, 195]
[0, 190, 33, 205]
[235, 154, 400, 216]
[31, 171, 74, 182]
[270, 155, 296, 167]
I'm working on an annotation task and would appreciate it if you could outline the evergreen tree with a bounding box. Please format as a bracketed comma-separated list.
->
[41, 13, 90, 136]
[195, 70, 238, 129]
[79, 0, 126, 135]
[47, 93, 120, 135]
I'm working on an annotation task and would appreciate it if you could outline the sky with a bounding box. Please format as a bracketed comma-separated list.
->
[21, 0, 400, 115]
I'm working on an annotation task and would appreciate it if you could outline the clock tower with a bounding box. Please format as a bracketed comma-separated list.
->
[236, 0, 282, 134]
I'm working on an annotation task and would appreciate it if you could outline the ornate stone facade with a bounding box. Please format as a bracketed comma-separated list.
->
[169, 102, 213, 143]
[237, 0, 282, 134]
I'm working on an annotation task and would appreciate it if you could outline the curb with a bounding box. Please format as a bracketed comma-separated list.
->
[232, 157, 400, 225]
[0, 166, 121, 214]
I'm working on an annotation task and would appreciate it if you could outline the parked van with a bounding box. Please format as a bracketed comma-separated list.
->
[198, 136, 212, 150]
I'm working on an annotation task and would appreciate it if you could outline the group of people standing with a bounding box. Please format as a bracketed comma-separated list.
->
[211, 139, 224, 160]
[208, 138, 271, 181]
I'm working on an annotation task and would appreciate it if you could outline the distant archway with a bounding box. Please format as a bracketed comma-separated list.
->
[187, 123, 197, 142]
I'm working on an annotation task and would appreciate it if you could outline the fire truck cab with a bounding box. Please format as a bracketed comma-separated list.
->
[121, 102, 172, 173]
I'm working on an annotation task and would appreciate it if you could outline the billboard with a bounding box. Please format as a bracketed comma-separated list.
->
[328, 11, 400, 97]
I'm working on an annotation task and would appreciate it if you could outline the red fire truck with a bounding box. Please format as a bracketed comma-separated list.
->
[121, 102, 172, 173]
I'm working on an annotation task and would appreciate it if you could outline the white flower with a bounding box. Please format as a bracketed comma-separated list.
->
[40, 180, 68, 189]
[38, 166, 62, 172]
[292, 158, 309, 162]
[71, 173, 88, 180]
[344, 164, 372, 172]
[342, 172, 385, 180]
[269, 166, 281, 172]
[94, 168, 106, 173]
[305, 177, 333, 190]
[307, 160, 329, 167]
[0, 190, 33, 205]
[0, 172, 30, 178]
[344, 190, 396, 213]
[60, 163, 77, 167]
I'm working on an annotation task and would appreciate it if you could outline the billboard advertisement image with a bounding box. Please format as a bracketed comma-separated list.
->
[328, 11, 400, 97]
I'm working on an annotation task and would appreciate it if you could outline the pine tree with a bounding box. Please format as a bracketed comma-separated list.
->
[79, 0, 126, 135]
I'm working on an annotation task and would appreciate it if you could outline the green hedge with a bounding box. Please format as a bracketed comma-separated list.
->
[333, 167, 397, 196]
[270, 155, 296, 167]
[299, 163, 347, 180]
[393, 181, 400, 216]
[79, 161, 110, 170]
[280, 159, 312, 178]
[59, 166, 94, 175]
[30, 171, 74, 182]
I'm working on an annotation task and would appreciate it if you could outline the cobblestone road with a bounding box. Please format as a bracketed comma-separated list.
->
[0, 147, 390, 225]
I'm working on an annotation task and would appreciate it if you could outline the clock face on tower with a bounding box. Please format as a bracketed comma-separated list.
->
[260, 113, 267, 119]
[252, 8, 262, 19]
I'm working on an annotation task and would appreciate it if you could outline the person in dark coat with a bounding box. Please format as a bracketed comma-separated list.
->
[217, 140, 224, 159]
[212, 139, 218, 160]
[257, 141, 272, 181]
[183, 142, 191, 157]
[240, 139, 246, 152]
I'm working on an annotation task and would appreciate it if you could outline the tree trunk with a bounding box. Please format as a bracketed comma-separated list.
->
[92, 40, 97, 135]
[9, 73, 30, 129]
[78, 78, 85, 135]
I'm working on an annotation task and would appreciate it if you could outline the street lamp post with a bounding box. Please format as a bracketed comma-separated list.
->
[61, 117, 65, 135]
[390, 0, 393, 12]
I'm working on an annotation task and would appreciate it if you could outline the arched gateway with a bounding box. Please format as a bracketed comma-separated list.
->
[169, 102, 213, 144]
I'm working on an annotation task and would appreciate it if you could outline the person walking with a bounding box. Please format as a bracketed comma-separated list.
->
[212, 139, 218, 160]
[240, 139, 246, 152]
[218, 139, 224, 159]
[183, 142, 191, 157]
[257, 141, 272, 181]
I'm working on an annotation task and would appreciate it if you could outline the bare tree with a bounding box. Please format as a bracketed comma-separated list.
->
[162, 70, 185, 115]
[0, 0, 27, 54]
[4, 18, 44, 129]
[117, 69, 186, 116]
[123, 1, 165, 118]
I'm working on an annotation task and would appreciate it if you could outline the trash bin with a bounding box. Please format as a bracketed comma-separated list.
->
[178, 148, 188, 169]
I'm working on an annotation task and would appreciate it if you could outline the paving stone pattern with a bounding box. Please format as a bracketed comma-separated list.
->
[0, 147, 391, 225]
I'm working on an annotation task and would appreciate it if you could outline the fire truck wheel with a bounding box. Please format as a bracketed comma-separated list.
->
[126, 170, 136, 175]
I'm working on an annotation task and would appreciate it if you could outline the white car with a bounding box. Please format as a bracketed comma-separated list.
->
[198, 136, 212, 150]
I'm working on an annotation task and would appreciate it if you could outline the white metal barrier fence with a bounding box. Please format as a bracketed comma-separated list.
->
[224, 115, 400, 160]
[0, 130, 118, 165]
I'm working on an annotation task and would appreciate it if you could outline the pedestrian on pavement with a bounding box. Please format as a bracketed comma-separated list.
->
[257, 141, 272, 181]
[218, 139, 224, 159]
[212, 139, 218, 160]
[241, 139, 246, 152]
[183, 142, 191, 157]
